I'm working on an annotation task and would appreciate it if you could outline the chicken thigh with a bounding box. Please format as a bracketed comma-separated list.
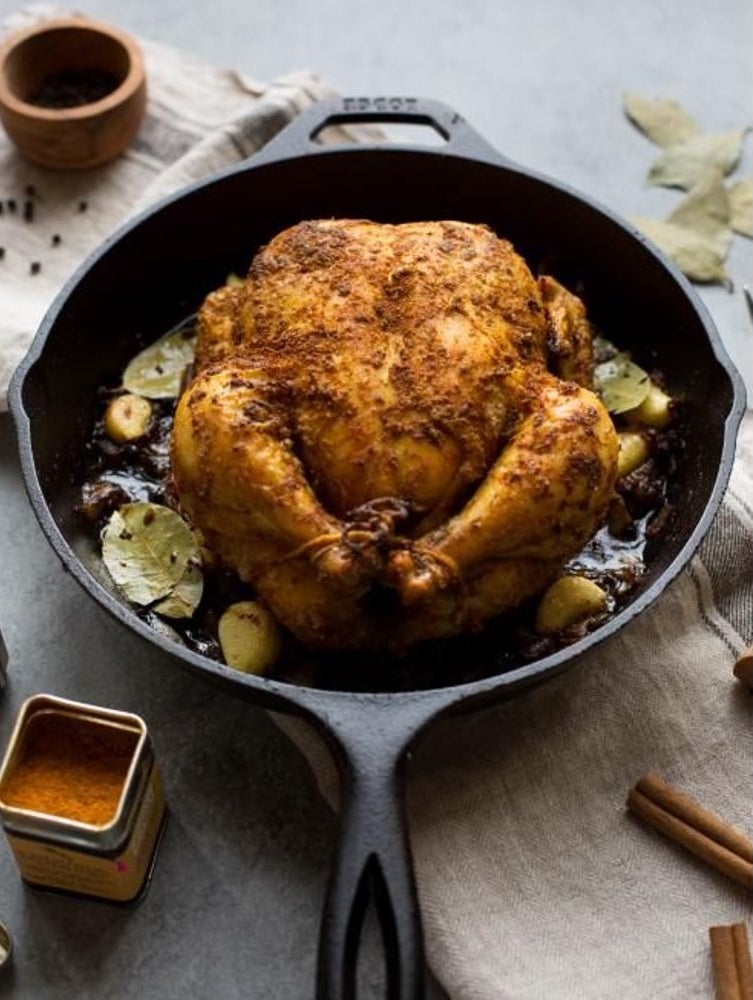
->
[171, 220, 618, 650]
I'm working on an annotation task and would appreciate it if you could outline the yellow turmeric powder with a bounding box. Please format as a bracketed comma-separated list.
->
[1, 712, 137, 825]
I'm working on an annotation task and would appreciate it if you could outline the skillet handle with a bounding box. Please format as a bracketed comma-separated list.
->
[249, 96, 511, 168]
[318, 735, 423, 1000]
[289, 690, 453, 1000]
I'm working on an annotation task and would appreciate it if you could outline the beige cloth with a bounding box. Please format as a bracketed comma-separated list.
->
[1, 10, 751, 998]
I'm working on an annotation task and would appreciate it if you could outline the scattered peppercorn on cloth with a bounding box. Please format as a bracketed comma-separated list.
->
[276, 410, 753, 1000]
[0, 4, 374, 409]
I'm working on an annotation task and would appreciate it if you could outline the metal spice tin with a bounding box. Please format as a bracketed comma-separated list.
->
[0, 694, 166, 905]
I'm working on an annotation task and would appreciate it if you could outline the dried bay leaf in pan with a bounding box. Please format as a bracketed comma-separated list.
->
[647, 130, 746, 190]
[123, 325, 197, 399]
[102, 502, 203, 616]
[623, 93, 701, 147]
[728, 178, 753, 237]
[594, 353, 651, 413]
[152, 561, 204, 619]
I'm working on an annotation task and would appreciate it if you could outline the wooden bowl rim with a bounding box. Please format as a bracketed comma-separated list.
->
[0, 15, 145, 121]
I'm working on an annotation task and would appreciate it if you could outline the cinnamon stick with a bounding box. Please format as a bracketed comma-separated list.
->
[731, 924, 753, 999]
[733, 647, 753, 690]
[710, 925, 742, 1000]
[710, 924, 753, 1000]
[627, 773, 753, 890]
[636, 772, 753, 863]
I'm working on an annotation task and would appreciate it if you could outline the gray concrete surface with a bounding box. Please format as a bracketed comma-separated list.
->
[0, 0, 751, 997]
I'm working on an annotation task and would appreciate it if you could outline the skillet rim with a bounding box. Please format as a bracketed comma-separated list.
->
[8, 136, 747, 714]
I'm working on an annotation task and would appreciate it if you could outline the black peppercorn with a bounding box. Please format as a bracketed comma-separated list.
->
[78, 200, 88, 213]
[31, 69, 119, 109]
[23, 200, 34, 222]
[25, 184, 36, 197]
[30, 261, 41, 275]
[51, 234, 62, 247]
[0, 248, 5, 260]
[7, 199, 16, 213]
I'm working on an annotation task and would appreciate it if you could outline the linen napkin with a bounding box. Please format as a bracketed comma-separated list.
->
[1, 11, 751, 999]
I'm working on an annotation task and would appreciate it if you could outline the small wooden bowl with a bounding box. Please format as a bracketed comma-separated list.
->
[0, 16, 146, 169]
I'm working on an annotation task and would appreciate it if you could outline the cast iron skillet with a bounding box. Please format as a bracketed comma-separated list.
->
[9, 98, 746, 998]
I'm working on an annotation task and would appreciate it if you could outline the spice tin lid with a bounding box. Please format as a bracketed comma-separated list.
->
[0, 919, 12, 970]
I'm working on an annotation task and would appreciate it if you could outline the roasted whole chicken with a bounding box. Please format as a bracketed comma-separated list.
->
[171, 220, 619, 650]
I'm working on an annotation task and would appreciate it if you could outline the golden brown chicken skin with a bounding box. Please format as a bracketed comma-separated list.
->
[171, 219, 618, 650]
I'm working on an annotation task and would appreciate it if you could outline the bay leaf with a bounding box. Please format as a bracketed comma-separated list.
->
[728, 177, 753, 238]
[667, 169, 733, 258]
[122, 326, 197, 399]
[631, 216, 730, 285]
[153, 560, 204, 619]
[647, 130, 746, 190]
[623, 93, 700, 147]
[594, 353, 651, 414]
[102, 502, 203, 615]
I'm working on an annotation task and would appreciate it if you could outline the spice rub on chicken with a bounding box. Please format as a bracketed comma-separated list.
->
[171, 219, 619, 650]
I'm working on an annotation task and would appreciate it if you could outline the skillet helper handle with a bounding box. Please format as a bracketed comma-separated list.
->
[318, 741, 423, 1000]
[250, 95, 511, 167]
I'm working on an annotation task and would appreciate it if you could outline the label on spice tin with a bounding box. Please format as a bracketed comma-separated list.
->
[5, 767, 165, 903]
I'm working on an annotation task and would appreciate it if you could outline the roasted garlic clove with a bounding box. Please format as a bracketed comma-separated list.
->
[535, 575, 610, 634]
[218, 601, 282, 674]
[626, 383, 673, 428]
[617, 430, 651, 478]
[104, 393, 153, 443]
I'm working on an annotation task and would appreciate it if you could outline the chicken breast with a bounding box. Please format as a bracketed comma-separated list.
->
[171, 219, 618, 650]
